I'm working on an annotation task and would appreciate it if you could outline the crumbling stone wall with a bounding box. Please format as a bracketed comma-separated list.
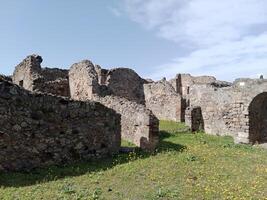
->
[8, 54, 267, 154]
[12, 54, 43, 90]
[69, 60, 159, 150]
[105, 68, 145, 104]
[69, 60, 100, 100]
[13, 55, 70, 97]
[94, 65, 108, 85]
[144, 80, 182, 122]
[186, 84, 233, 135]
[169, 74, 216, 97]
[186, 79, 267, 144]
[93, 95, 159, 150]
[0, 79, 121, 171]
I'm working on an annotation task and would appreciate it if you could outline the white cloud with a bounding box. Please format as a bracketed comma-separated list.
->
[109, 7, 122, 17]
[123, 0, 267, 46]
[121, 0, 267, 81]
[149, 33, 267, 81]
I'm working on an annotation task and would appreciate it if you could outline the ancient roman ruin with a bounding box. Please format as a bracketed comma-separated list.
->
[0, 54, 266, 171]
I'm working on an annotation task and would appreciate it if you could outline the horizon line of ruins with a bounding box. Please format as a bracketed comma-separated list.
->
[0, 54, 266, 171]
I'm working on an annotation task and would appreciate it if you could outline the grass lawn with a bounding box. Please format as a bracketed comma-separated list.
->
[0, 121, 266, 200]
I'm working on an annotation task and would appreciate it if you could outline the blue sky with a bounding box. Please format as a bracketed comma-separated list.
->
[1, 0, 267, 81]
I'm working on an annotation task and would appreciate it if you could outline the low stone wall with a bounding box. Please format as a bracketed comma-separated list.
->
[0, 80, 121, 171]
[144, 80, 182, 122]
[69, 60, 159, 150]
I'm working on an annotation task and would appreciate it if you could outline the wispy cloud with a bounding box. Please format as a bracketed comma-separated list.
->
[150, 33, 267, 80]
[108, 7, 122, 17]
[121, 0, 267, 81]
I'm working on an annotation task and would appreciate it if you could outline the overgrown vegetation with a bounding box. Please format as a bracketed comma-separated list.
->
[0, 121, 266, 199]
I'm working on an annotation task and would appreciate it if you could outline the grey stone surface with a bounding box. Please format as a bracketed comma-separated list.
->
[105, 68, 145, 104]
[144, 80, 182, 122]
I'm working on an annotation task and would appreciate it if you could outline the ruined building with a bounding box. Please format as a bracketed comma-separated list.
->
[185, 78, 267, 145]
[167, 73, 267, 145]
[68, 60, 159, 150]
[13, 55, 70, 97]
[1, 54, 266, 171]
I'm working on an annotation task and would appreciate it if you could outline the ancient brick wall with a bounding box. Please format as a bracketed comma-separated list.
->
[144, 80, 182, 122]
[13, 55, 70, 97]
[69, 61, 159, 150]
[0, 79, 121, 171]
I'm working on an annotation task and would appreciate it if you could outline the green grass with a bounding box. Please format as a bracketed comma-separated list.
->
[121, 140, 137, 148]
[0, 120, 267, 200]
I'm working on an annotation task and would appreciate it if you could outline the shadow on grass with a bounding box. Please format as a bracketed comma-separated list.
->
[0, 130, 186, 188]
[157, 131, 187, 152]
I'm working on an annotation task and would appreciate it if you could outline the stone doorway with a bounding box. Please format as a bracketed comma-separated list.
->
[249, 93, 267, 144]
[185, 106, 204, 132]
[19, 80, 24, 87]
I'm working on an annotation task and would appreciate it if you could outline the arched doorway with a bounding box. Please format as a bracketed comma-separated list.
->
[249, 92, 267, 144]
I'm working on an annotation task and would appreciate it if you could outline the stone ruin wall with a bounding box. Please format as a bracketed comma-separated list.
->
[7, 53, 267, 172]
[105, 68, 145, 105]
[186, 84, 235, 136]
[186, 79, 267, 144]
[69, 60, 159, 150]
[69, 60, 100, 100]
[93, 95, 159, 150]
[93, 65, 182, 123]
[169, 74, 217, 98]
[12, 55, 187, 124]
[13, 55, 70, 97]
[144, 80, 182, 122]
[33, 68, 70, 97]
[0, 78, 121, 171]
[12, 54, 42, 91]
[9, 53, 267, 158]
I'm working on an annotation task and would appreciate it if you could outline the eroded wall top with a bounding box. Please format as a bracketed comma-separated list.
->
[13, 55, 70, 97]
